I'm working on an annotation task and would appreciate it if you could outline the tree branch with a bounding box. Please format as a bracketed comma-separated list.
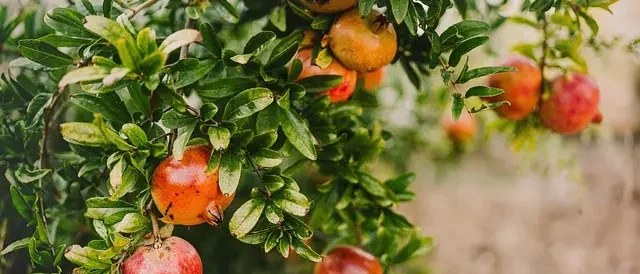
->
[127, 0, 161, 20]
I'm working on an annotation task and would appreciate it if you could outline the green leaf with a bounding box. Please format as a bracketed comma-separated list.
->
[509, 16, 539, 28]
[465, 86, 504, 98]
[279, 108, 317, 160]
[223, 88, 274, 121]
[37, 34, 92, 47]
[103, 0, 112, 17]
[139, 50, 166, 76]
[278, 234, 291, 258]
[15, 167, 50, 183]
[264, 230, 280, 252]
[284, 215, 313, 239]
[112, 213, 149, 233]
[451, 93, 465, 122]
[237, 228, 272, 245]
[453, 0, 468, 18]
[217, 0, 240, 21]
[93, 114, 135, 151]
[456, 66, 517, 84]
[256, 104, 280, 134]
[248, 130, 278, 150]
[470, 101, 510, 113]
[404, 1, 419, 35]
[311, 15, 333, 31]
[390, 0, 409, 24]
[44, 8, 93, 38]
[244, 31, 276, 55]
[172, 59, 216, 89]
[198, 77, 257, 99]
[229, 198, 265, 238]
[127, 83, 151, 117]
[64, 245, 111, 270]
[251, 149, 282, 168]
[83, 16, 140, 69]
[199, 22, 222, 58]
[263, 175, 285, 193]
[71, 94, 130, 124]
[208, 127, 231, 151]
[219, 152, 243, 196]
[270, 6, 287, 32]
[17, 40, 73, 68]
[511, 43, 537, 60]
[172, 123, 196, 161]
[296, 75, 343, 93]
[10, 186, 32, 219]
[156, 85, 186, 113]
[200, 103, 218, 121]
[25, 93, 52, 128]
[448, 36, 489, 67]
[288, 59, 303, 82]
[265, 202, 284, 224]
[58, 66, 110, 89]
[85, 197, 136, 220]
[272, 189, 310, 216]
[159, 29, 202, 55]
[120, 124, 148, 147]
[161, 110, 197, 129]
[386, 173, 416, 193]
[359, 0, 376, 17]
[291, 237, 322, 262]
[359, 172, 387, 197]
[577, 10, 599, 36]
[393, 234, 435, 264]
[529, 0, 554, 12]
[0, 238, 30, 256]
[267, 31, 303, 69]
[60, 122, 111, 147]
[440, 20, 491, 48]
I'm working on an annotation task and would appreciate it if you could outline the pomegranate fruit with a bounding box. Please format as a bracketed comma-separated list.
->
[122, 236, 202, 274]
[292, 48, 357, 103]
[486, 56, 542, 120]
[442, 109, 477, 144]
[300, 0, 358, 14]
[151, 145, 235, 226]
[539, 73, 600, 134]
[314, 246, 383, 274]
[360, 67, 385, 91]
[328, 8, 397, 72]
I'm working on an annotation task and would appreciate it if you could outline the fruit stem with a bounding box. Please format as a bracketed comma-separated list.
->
[150, 212, 162, 249]
[370, 14, 390, 34]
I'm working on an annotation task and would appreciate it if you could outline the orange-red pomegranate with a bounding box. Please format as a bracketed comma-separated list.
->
[486, 56, 542, 120]
[300, 0, 358, 14]
[539, 73, 601, 134]
[314, 246, 383, 274]
[122, 237, 202, 274]
[442, 109, 477, 144]
[328, 8, 397, 72]
[151, 145, 234, 226]
[293, 48, 357, 103]
[360, 67, 385, 91]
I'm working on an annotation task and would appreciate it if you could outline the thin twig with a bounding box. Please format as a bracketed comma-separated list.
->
[150, 132, 173, 143]
[247, 156, 270, 197]
[38, 91, 64, 230]
[127, 0, 161, 20]
[539, 15, 549, 93]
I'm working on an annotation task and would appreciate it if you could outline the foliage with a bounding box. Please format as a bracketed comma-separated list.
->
[0, 0, 623, 273]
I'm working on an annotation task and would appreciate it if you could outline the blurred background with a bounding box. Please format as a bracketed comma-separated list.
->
[2, 0, 640, 274]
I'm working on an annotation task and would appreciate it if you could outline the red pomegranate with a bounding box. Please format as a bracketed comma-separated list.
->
[539, 73, 601, 134]
[122, 236, 203, 274]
